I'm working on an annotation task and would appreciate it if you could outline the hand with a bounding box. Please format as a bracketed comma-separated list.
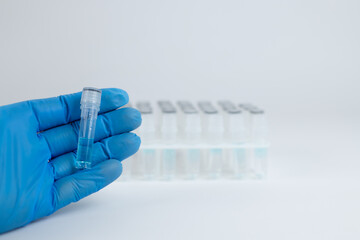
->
[0, 88, 141, 233]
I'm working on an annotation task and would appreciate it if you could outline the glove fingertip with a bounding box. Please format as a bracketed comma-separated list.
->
[99, 159, 123, 183]
[101, 88, 129, 110]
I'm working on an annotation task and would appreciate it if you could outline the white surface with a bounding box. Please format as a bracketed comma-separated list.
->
[2, 114, 360, 240]
[4, 180, 360, 240]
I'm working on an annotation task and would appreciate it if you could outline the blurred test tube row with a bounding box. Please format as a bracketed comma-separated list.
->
[120, 101, 269, 181]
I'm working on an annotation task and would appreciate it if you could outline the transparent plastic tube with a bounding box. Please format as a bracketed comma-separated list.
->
[218, 101, 248, 178]
[134, 101, 159, 180]
[177, 101, 201, 179]
[158, 101, 177, 180]
[249, 108, 268, 178]
[198, 101, 224, 179]
[75, 87, 102, 169]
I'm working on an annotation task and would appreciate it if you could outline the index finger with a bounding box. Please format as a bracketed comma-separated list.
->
[30, 88, 129, 131]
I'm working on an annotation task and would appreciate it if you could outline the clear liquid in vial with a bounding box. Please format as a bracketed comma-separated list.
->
[75, 137, 94, 169]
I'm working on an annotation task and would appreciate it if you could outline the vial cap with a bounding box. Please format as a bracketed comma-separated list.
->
[249, 108, 265, 114]
[81, 87, 102, 108]
[177, 101, 199, 114]
[158, 101, 176, 113]
[136, 101, 153, 114]
[218, 100, 242, 114]
[198, 101, 218, 114]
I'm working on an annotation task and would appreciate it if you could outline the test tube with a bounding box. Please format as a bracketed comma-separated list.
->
[249, 107, 267, 144]
[75, 87, 102, 169]
[248, 107, 268, 179]
[218, 101, 246, 143]
[198, 101, 224, 179]
[238, 103, 255, 141]
[177, 101, 202, 179]
[218, 101, 248, 178]
[158, 101, 178, 180]
[135, 101, 158, 180]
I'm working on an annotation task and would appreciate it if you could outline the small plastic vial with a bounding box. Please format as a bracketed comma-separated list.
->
[158, 101, 178, 180]
[177, 101, 202, 179]
[218, 101, 248, 178]
[75, 87, 102, 169]
[135, 101, 158, 180]
[249, 107, 268, 179]
[198, 101, 224, 179]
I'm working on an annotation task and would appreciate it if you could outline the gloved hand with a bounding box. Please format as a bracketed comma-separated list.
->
[0, 88, 141, 233]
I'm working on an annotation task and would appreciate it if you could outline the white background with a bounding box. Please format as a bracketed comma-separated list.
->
[0, 0, 359, 239]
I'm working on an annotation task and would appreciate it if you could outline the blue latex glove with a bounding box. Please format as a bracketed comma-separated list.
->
[0, 88, 141, 233]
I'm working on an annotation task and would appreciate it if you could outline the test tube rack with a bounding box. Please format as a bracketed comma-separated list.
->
[119, 101, 269, 181]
